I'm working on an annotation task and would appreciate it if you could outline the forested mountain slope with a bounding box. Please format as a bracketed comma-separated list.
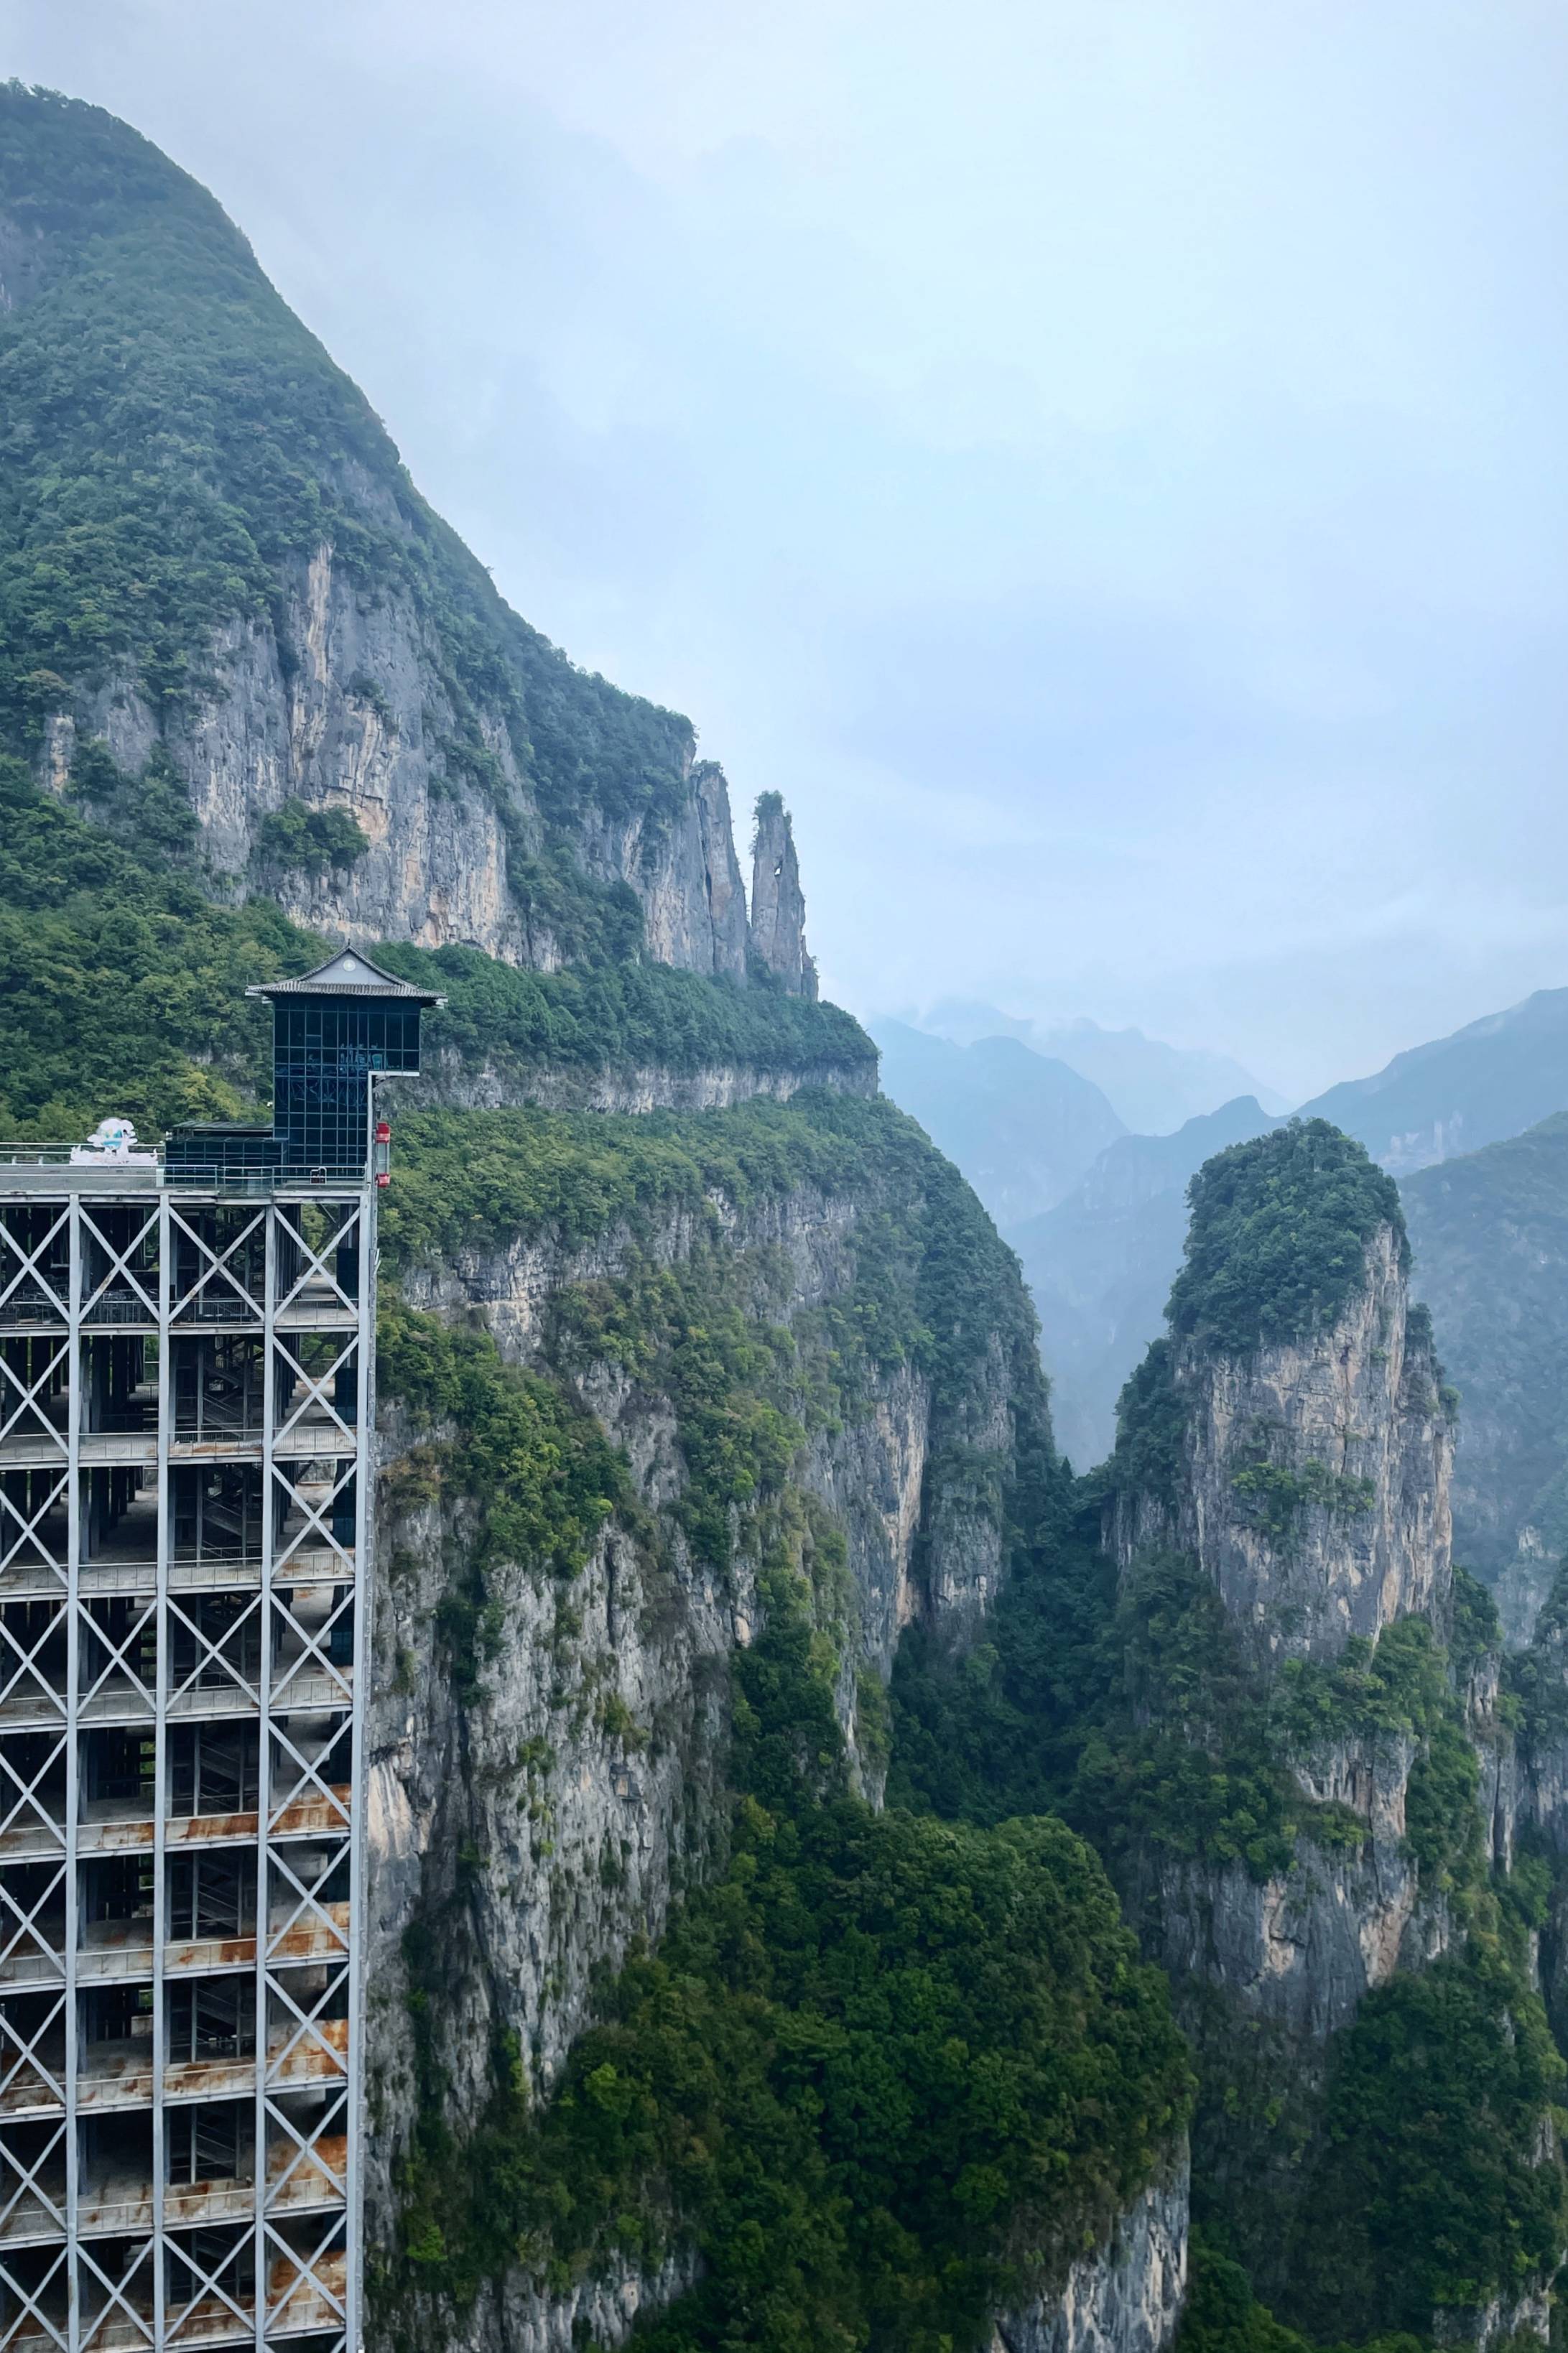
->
[0, 82, 1194, 2353]
[1404, 1113, 1568, 1641]
[894, 1122, 1568, 2347]
[1009, 1095, 1281, 1468]
[1297, 986, 1568, 1174]
[0, 80, 831, 1006]
[871, 1017, 1126, 1225]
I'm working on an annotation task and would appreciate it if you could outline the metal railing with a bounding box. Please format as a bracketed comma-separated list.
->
[0, 1145, 368, 1192]
[0, 1284, 69, 1323]
[161, 1164, 368, 1192]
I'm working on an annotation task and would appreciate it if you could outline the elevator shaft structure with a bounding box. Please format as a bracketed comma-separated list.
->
[0, 950, 440, 2353]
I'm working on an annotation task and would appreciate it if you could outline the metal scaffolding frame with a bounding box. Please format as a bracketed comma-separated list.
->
[0, 1169, 375, 2353]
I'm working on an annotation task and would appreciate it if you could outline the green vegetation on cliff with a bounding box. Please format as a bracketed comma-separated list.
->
[374, 937, 876, 1085]
[893, 1514, 1561, 2346]
[0, 80, 692, 852]
[1044, 1120, 1411, 1546]
[255, 797, 370, 876]
[0, 749, 313, 1134]
[890, 1115, 1565, 2349]
[1286, 1940, 1566, 2339]
[891, 1538, 1484, 1895]
[373, 1080, 1192, 2350]
[1177, 2232, 1466, 2353]
[0, 752, 872, 1139]
[1169, 1119, 1405, 1358]
[381, 1096, 894, 1257]
[382, 1090, 1038, 1429]
[379, 1085, 1048, 1708]
[377, 1299, 634, 1698]
[553, 1248, 809, 1571]
[388, 1550, 1192, 2353]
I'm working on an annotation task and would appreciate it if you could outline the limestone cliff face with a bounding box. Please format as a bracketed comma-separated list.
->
[5, 87, 832, 1026]
[1146, 1732, 1443, 2042]
[1116, 1226, 1453, 1667]
[991, 2156, 1189, 2353]
[1092, 1143, 1568, 2344]
[748, 794, 818, 999]
[50, 544, 780, 983]
[364, 1174, 1034, 2343]
[61, 547, 535, 961]
[573, 757, 756, 981]
[693, 761, 751, 980]
[416, 2248, 700, 2353]
[1108, 1216, 1461, 2041]
[402, 1049, 877, 1118]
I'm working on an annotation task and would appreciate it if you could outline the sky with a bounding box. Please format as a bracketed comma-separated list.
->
[5, 0, 1568, 1099]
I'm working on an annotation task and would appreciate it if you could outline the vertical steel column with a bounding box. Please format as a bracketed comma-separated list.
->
[64, 1193, 81, 2353]
[345, 1178, 376, 2353]
[254, 1199, 277, 2353]
[152, 1193, 171, 2347]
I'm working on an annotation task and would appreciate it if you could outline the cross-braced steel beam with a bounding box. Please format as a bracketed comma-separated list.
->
[0, 1176, 374, 2353]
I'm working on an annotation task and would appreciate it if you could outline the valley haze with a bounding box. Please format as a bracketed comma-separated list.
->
[1, 39, 1566, 2353]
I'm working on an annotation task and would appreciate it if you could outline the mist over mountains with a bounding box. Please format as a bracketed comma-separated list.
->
[8, 70, 1568, 2352]
[1008, 1093, 1283, 1467]
[868, 1018, 1126, 1226]
[876, 988, 1568, 1591]
[905, 997, 1287, 1133]
[1297, 986, 1568, 1172]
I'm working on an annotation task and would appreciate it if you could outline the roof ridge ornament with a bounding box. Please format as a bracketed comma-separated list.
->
[246, 947, 445, 1006]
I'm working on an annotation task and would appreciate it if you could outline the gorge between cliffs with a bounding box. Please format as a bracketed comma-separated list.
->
[3, 80, 1568, 2353]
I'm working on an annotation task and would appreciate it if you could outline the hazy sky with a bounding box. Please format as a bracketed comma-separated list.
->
[6, 0, 1568, 1097]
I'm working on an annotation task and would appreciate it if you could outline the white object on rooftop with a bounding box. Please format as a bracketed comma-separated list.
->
[70, 1116, 159, 1165]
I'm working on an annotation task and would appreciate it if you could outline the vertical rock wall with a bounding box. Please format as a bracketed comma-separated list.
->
[991, 2155, 1189, 2353]
[52, 552, 794, 983]
[693, 760, 750, 980]
[47, 562, 820, 999]
[363, 1176, 1035, 2345]
[1116, 1227, 1453, 1666]
[748, 792, 819, 999]
[1110, 1221, 1458, 2033]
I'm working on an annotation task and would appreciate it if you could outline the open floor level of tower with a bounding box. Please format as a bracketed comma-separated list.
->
[0, 1164, 374, 2353]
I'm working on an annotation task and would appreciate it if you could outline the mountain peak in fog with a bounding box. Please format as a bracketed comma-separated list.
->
[909, 1000, 1286, 1134]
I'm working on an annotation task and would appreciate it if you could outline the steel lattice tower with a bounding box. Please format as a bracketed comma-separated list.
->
[0, 950, 440, 2353]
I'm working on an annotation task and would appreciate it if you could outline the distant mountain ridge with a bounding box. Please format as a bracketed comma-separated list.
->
[913, 998, 1285, 1132]
[1296, 986, 1568, 1172]
[993, 983, 1568, 1478]
[1009, 1094, 1281, 1467]
[869, 1018, 1126, 1227]
[1404, 1110, 1568, 1640]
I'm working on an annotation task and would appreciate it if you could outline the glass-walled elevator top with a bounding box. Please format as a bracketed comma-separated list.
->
[162, 948, 442, 1184]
